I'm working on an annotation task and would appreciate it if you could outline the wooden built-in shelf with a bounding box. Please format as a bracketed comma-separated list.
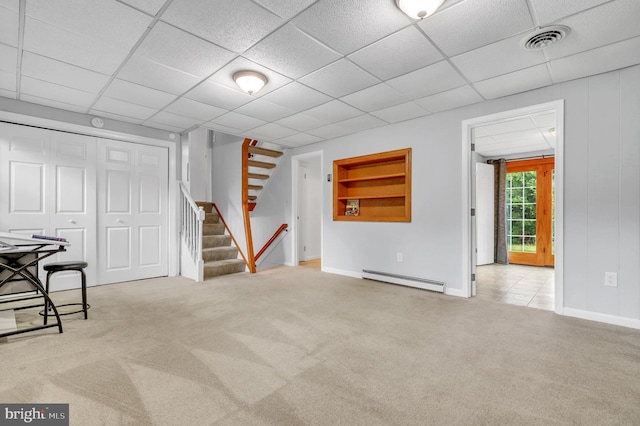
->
[333, 148, 411, 222]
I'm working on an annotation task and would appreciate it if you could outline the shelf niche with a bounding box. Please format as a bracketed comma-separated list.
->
[333, 148, 411, 222]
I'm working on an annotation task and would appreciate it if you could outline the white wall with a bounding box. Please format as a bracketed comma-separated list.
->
[187, 127, 211, 201]
[285, 64, 640, 324]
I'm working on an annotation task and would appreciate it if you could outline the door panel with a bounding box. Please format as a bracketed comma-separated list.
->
[507, 158, 554, 266]
[0, 123, 97, 292]
[476, 163, 494, 265]
[97, 139, 168, 284]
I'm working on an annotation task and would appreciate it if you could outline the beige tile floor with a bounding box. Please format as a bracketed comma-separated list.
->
[476, 263, 555, 311]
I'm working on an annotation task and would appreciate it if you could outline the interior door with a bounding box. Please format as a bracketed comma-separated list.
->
[0, 123, 97, 291]
[506, 158, 554, 266]
[97, 139, 168, 284]
[476, 163, 495, 265]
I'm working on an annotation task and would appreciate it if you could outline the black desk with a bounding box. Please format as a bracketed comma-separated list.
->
[0, 232, 69, 338]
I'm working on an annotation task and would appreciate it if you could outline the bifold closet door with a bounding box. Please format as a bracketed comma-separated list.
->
[97, 139, 168, 284]
[0, 122, 97, 292]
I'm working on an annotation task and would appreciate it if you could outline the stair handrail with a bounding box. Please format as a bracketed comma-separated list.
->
[211, 203, 251, 270]
[255, 224, 289, 261]
[179, 182, 205, 280]
[242, 138, 257, 273]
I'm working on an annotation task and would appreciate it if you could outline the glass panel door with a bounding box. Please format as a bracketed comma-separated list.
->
[506, 158, 554, 266]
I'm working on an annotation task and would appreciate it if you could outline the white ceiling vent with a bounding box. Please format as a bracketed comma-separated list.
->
[523, 26, 571, 50]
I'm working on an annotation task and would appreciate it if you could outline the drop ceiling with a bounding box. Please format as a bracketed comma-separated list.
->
[1, 0, 639, 147]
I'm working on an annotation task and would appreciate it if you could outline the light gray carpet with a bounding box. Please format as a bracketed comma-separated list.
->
[2, 266, 640, 425]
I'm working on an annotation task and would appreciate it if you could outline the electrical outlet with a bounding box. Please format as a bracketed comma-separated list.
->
[604, 272, 617, 287]
[396, 252, 403, 262]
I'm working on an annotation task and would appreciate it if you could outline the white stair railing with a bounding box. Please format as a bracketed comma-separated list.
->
[179, 181, 205, 281]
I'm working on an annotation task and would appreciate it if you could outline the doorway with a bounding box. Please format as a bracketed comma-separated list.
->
[292, 151, 322, 268]
[462, 100, 564, 314]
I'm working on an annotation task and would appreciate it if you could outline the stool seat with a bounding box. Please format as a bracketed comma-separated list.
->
[41, 260, 89, 323]
[44, 261, 88, 272]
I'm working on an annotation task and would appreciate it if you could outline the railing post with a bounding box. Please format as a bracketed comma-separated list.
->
[242, 138, 257, 273]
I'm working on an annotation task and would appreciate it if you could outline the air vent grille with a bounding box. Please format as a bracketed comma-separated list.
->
[523, 26, 571, 50]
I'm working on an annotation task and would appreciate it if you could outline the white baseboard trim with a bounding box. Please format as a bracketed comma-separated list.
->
[445, 287, 468, 298]
[563, 308, 640, 330]
[321, 267, 362, 279]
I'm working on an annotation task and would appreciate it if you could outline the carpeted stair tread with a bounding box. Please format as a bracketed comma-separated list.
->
[203, 223, 225, 235]
[203, 246, 239, 262]
[202, 235, 231, 248]
[204, 259, 246, 278]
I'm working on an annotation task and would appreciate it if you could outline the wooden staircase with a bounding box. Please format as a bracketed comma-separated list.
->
[246, 141, 283, 211]
[196, 202, 246, 278]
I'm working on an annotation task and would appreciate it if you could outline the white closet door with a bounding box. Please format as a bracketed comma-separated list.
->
[47, 131, 97, 291]
[0, 123, 97, 292]
[97, 139, 168, 284]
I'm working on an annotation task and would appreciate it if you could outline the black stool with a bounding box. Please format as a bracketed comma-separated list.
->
[42, 261, 90, 324]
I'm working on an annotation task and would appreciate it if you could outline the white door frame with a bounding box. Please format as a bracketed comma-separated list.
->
[0, 109, 179, 278]
[461, 100, 564, 315]
[291, 150, 323, 267]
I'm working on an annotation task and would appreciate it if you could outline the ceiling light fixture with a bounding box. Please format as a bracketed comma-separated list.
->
[395, 0, 445, 19]
[233, 70, 267, 95]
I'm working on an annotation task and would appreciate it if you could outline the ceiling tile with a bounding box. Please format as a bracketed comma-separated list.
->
[544, 0, 640, 60]
[248, 123, 297, 141]
[26, 0, 152, 50]
[244, 24, 341, 80]
[0, 0, 18, 11]
[275, 133, 323, 147]
[292, 0, 410, 55]
[103, 79, 176, 109]
[370, 101, 430, 123]
[414, 85, 483, 112]
[299, 59, 379, 98]
[212, 111, 266, 132]
[261, 82, 331, 111]
[0, 43, 16, 73]
[92, 96, 157, 120]
[0, 3, 19, 46]
[348, 26, 442, 80]
[420, 0, 535, 56]
[206, 57, 292, 96]
[307, 124, 355, 139]
[233, 99, 295, 122]
[549, 36, 640, 83]
[184, 80, 253, 110]
[162, 0, 283, 53]
[335, 114, 387, 132]
[532, 112, 556, 128]
[118, 0, 167, 16]
[275, 112, 328, 132]
[118, 55, 203, 95]
[529, 0, 613, 24]
[164, 97, 226, 122]
[23, 18, 130, 74]
[302, 100, 362, 123]
[253, 0, 318, 20]
[386, 61, 466, 99]
[21, 94, 88, 113]
[20, 76, 96, 109]
[0, 69, 16, 91]
[21, 52, 110, 93]
[145, 111, 203, 130]
[473, 64, 553, 99]
[340, 83, 408, 112]
[0, 88, 17, 99]
[491, 128, 544, 143]
[451, 34, 546, 82]
[136, 22, 236, 78]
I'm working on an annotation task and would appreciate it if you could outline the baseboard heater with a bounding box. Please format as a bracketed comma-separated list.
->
[362, 269, 445, 293]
